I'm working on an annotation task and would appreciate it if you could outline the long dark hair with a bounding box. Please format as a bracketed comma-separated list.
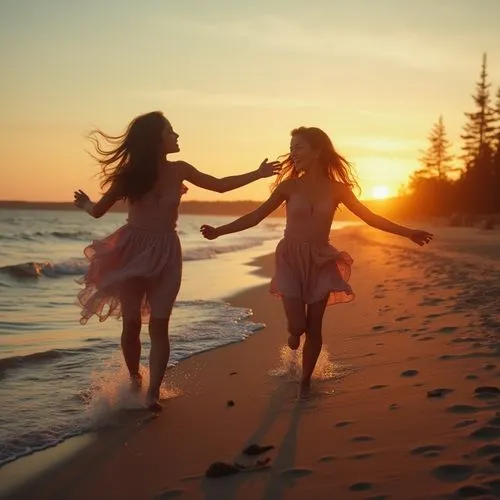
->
[272, 126, 361, 194]
[88, 111, 167, 203]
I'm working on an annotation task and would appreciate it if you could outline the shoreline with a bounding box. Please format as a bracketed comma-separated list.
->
[3, 224, 500, 499]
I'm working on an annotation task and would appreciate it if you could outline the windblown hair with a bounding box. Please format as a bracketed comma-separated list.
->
[272, 126, 360, 194]
[88, 111, 167, 203]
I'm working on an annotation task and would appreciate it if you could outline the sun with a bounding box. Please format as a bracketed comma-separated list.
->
[371, 185, 390, 200]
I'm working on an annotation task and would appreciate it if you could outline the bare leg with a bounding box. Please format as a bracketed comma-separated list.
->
[300, 296, 329, 398]
[122, 319, 142, 390]
[120, 278, 146, 387]
[281, 297, 307, 350]
[146, 315, 172, 410]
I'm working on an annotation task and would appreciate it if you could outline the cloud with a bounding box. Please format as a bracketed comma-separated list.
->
[168, 14, 477, 73]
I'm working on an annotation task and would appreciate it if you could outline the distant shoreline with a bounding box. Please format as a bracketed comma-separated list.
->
[0, 198, 394, 220]
[0, 200, 284, 216]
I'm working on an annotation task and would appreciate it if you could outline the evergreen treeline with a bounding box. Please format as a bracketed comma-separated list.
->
[399, 54, 500, 225]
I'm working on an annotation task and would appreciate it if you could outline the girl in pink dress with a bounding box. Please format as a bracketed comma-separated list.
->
[73, 111, 280, 410]
[201, 126, 432, 398]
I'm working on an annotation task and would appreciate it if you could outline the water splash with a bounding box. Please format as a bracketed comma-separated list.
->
[81, 353, 180, 427]
[269, 344, 350, 382]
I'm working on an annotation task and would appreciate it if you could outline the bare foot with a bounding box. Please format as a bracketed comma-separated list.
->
[145, 389, 162, 412]
[146, 400, 163, 412]
[299, 380, 311, 399]
[287, 335, 301, 350]
[130, 373, 143, 393]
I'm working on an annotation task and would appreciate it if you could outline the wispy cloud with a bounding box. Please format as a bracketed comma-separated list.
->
[168, 14, 476, 73]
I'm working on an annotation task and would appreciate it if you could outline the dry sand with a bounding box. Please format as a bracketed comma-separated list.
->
[2, 224, 500, 500]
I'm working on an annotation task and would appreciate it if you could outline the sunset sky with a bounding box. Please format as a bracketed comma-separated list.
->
[1, 0, 499, 202]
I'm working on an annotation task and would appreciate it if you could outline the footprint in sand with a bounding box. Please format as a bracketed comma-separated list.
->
[372, 325, 385, 331]
[154, 489, 185, 499]
[370, 384, 387, 390]
[417, 336, 435, 341]
[447, 405, 479, 414]
[411, 445, 446, 457]
[351, 436, 375, 443]
[469, 426, 500, 440]
[465, 374, 479, 380]
[487, 415, 500, 426]
[334, 421, 353, 428]
[395, 316, 411, 322]
[280, 468, 313, 479]
[427, 388, 454, 398]
[389, 403, 400, 410]
[483, 364, 497, 371]
[432, 463, 475, 482]
[454, 419, 478, 429]
[487, 479, 500, 494]
[401, 370, 419, 377]
[351, 452, 374, 460]
[437, 326, 459, 334]
[475, 444, 500, 457]
[318, 456, 335, 462]
[349, 482, 372, 492]
[474, 386, 500, 400]
[426, 313, 443, 319]
[451, 484, 493, 498]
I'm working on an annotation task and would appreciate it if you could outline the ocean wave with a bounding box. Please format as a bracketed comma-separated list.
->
[0, 343, 116, 378]
[183, 237, 275, 261]
[0, 425, 88, 467]
[0, 235, 276, 280]
[0, 259, 88, 279]
[0, 229, 97, 242]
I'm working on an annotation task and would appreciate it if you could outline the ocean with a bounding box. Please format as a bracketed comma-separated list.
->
[0, 208, 354, 466]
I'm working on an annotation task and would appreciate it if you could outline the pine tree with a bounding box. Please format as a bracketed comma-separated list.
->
[461, 53, 496, 169]
[417, 115, 456, 180]
[494, 87, 500, 160]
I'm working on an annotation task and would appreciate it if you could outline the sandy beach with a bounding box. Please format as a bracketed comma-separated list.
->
[2, 223, 500, 500]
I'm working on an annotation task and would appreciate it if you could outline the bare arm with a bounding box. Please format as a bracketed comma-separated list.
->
[339, 185, 433, 245]
[73, 185, 120, 219]
[200, 185, 287, 239]
[180, 159, 280, 194]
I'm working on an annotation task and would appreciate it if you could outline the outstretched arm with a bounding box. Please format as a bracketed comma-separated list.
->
[200, 184, 287, 239]
[340, 186, 433, 246]
[73, 185, 120, 219]
[180, 159, 281, 193]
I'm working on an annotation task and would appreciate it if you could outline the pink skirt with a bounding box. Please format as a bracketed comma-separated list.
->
[77, 225, 182, 324]
[270, 238, 354, 305]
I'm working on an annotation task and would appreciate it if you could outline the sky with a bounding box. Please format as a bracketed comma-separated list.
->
[1, 0, 499, 202]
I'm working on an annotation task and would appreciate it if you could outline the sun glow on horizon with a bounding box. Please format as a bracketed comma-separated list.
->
[371, 185, 390, 200]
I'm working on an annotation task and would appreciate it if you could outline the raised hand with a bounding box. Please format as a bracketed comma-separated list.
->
[257, 158, 282, 178]
[200, 225, 219, 240]
[409, 229, 433, 246]
[73, 190, 90, 209]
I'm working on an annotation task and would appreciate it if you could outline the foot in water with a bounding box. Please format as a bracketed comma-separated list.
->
[287, 334, 301, 350]
[298, 380, 311, 399]
[145, 389, 163, 412]
[130, 373, 143, 393]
